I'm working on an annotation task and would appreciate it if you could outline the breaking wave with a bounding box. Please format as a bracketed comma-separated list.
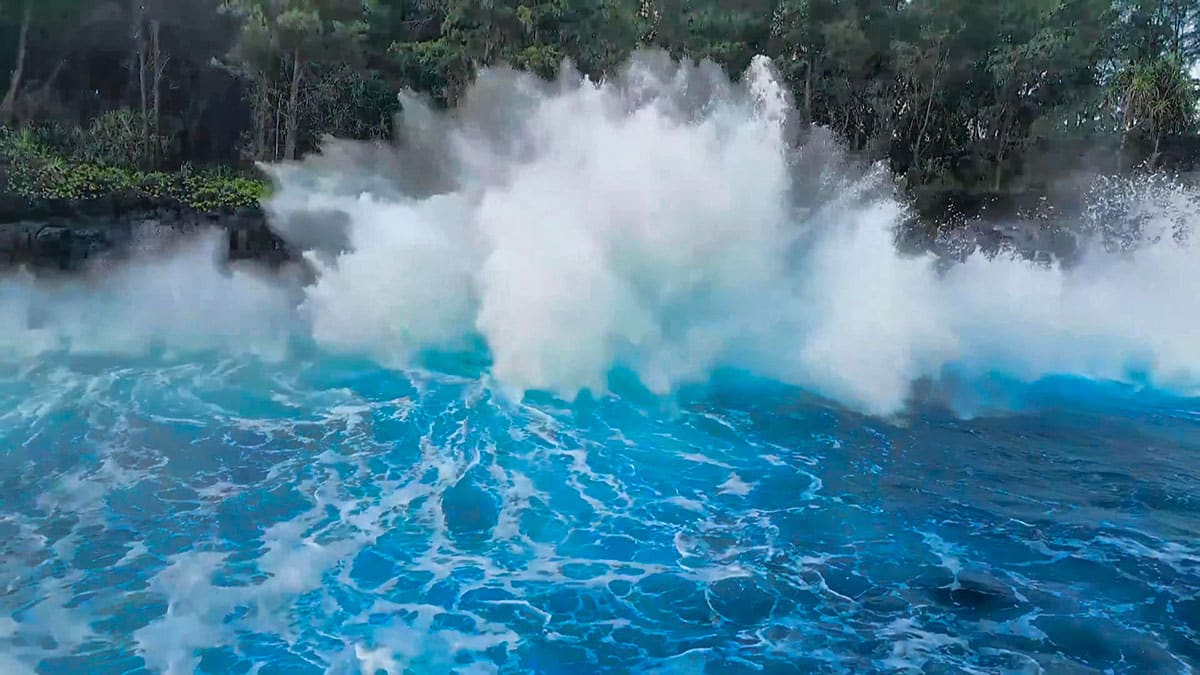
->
[6, 52, 1200, 416]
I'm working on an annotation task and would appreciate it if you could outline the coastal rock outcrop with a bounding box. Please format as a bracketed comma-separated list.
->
[0, 196, 291, 271]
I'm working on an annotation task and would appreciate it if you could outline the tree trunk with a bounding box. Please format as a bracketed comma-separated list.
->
[0, 2, 32, 123]
[255, 76, 269, 161]
[185, 98, 207, 162]
[1117, 87, 1133, 172]
[139, 43, 149, 163]
[1150, 123, 1162, 169]
[803, 59, 813, 123]
[284, 49, 303, 161]
[29, 57, 67, 107]
[992, 104, 1011, 192]
[130, 0, 148, 163]
[994, 120, 1008, 191]
[150, 19, 163, 167]
[993, 128, 1008, 192]
[273, 87, 281, 161]
[912, 55, 943, 170]
[913, 92, 934, 167]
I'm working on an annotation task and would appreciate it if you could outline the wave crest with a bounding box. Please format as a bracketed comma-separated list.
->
[6, 51, 1200, 416]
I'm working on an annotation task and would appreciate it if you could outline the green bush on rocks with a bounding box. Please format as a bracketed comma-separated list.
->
[0, 126, 268, 211]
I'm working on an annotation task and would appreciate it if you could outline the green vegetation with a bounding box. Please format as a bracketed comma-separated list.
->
[0, 125, 266, 210]
[0, 0, 1197, 213]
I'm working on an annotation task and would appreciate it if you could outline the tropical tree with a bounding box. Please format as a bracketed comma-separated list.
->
[0, 0, 90, 123]
[224, 0, 368, 160]
[1113, 54, 1197, 167]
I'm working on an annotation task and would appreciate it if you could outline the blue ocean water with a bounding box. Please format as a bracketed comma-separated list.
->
[1, 350, 1197, 674]
[5, 51, 1200, 675]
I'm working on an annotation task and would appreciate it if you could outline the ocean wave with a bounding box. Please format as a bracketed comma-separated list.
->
[5, 52, 1200, 416]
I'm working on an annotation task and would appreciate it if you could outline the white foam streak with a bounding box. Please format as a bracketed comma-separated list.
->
[0, 233, 296, 360]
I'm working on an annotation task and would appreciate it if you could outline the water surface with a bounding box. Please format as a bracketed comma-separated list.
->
[1, 354, 1196, 673]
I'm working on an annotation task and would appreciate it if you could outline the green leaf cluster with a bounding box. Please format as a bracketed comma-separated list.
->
[0, 126, 268, 210]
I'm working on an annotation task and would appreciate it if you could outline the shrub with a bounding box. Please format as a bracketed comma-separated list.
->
[25, 121, 81, 156]
[81, 109, 150, 168]
[178, 170, 267, 210]
[1, 125, 269, 210]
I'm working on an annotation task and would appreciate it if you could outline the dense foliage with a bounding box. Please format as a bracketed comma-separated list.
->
[0, 0, 1197, 206]
[0, 126, 266, 209]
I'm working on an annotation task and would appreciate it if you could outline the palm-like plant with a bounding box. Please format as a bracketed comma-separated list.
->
[1114, 53, 1198, 167]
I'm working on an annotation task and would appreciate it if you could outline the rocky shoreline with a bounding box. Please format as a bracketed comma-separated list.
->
[0, 194, 291, 271]
[0, 186, 1111, 274]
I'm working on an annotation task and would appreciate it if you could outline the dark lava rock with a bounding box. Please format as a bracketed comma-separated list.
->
[0, 193, 31, 222]
[634, 573, 712, 624]
[1034, 615, 1182, 672]
[708, 575, 776, 626]
[442, 476, 500, 541]
[929, 570, 1023, 614]
[0, 195, 293, 272]
[818, 564, 874, 600]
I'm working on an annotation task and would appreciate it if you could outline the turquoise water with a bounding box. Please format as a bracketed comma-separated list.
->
[1, 350, 1197, 673]
[4, 52, 1200, 674]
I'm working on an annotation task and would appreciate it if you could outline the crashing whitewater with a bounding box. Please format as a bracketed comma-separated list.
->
[4, 52, 1200, 416]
